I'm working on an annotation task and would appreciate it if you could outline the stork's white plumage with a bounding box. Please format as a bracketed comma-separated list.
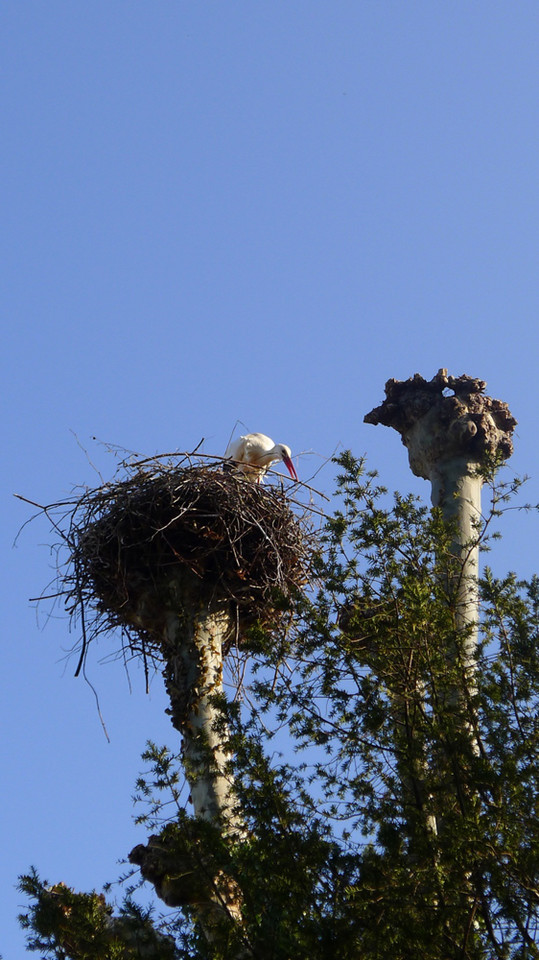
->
[224, 433, 298, 484]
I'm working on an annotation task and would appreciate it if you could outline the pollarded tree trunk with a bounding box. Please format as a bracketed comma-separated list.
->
[365, 369, 516, 728]
[163, 601, 242, 831]
[429, 455, 482, 721]
[131, 597, 250, 951]
[365, 370, 517, 942]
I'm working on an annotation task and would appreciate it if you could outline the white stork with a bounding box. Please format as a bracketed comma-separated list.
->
[224, 432, 298, 484]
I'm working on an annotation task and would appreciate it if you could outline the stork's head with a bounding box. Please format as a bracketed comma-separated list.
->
[275, 444, 298, 481]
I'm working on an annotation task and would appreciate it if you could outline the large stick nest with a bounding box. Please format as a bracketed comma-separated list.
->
[51, 458, 314, 667]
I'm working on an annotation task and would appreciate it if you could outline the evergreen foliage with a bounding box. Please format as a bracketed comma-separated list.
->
[18, 867, 179, 959]
[19, 454, 539, 958]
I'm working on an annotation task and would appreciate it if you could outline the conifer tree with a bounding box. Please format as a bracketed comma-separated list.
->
[18, 374, 539, 959]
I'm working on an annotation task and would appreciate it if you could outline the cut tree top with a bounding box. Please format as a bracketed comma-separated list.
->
[364, 368, 517, 480]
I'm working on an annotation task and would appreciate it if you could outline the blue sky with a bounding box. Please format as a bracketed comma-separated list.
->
[3, 3, 539, 953]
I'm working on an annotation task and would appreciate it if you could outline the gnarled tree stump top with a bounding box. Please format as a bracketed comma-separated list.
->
[364, 369, 517, 479]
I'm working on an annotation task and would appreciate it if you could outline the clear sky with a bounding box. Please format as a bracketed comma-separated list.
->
[3, 3, 539, 954]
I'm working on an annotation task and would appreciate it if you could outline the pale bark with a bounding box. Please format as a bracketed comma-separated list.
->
[430, 458, 483, 705]
[163, 602, 243, 834]
[365, 368, 516, 690]
[130, 598, 250, 955]
[365, 369, 517, 837]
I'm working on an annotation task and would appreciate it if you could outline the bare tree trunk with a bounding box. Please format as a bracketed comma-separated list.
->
[365, 369, 516, 854]
[365, 369, 516, 717]
[163, 602, 243, 834]
[430, 458, 481, 634]
[430, 457, 483, 727]
[131, 599, 251, 955]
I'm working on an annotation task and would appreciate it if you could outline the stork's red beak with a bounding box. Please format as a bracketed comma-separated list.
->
[283, 456, 298, 482]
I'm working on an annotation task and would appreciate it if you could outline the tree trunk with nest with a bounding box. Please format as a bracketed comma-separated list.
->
[46, 461, 309, 957]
